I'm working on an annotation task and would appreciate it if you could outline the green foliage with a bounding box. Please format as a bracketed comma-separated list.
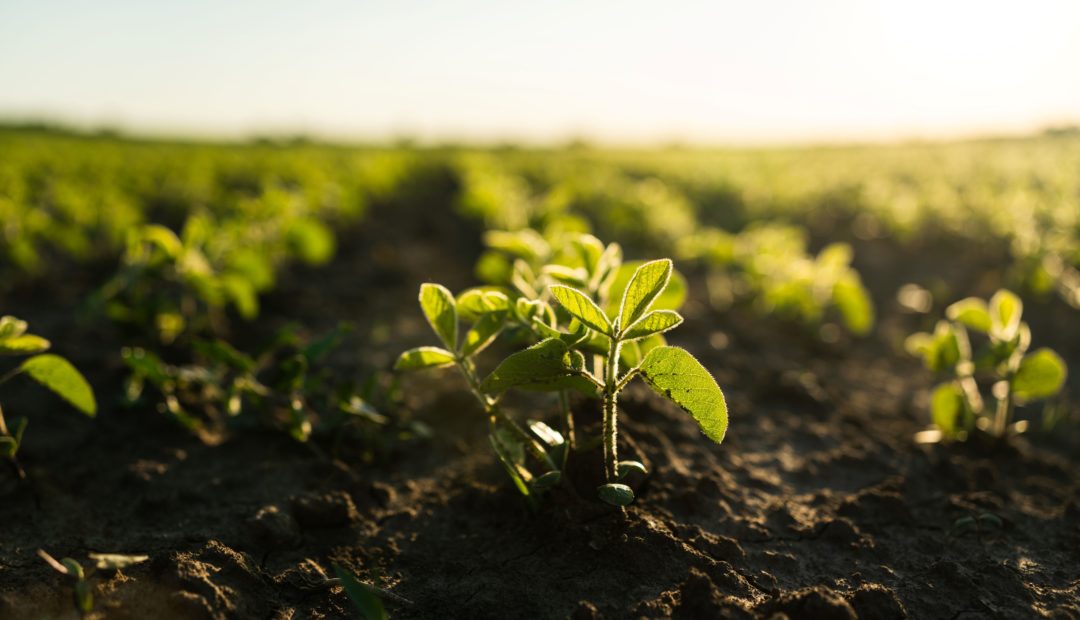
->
[123, 324, 384, 444]
[908, 289, 1068, 440]
[637, 346, 728, 443]
[0, 316, 96, 477]
[679, 225, 875, 337]
[396, 231, 728, 507]
[38, 549, 92, 615]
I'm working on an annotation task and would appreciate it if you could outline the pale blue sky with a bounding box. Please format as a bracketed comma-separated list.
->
[1, 0, 1078, 144]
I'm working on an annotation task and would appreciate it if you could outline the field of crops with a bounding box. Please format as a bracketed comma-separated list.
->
[1, 125, 1078, 618]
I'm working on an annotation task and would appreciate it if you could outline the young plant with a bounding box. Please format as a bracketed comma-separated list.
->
[907, 289, 1067, 440]
[124, 324, 380, 444]
[38, 549, 93, 616]
[0, 316, 96, 479]
[493, 259, 728, 506]
[398, 231, 729, 507]
[395, 283, 564, 502]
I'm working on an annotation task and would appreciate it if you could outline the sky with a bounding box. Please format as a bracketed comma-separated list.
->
[1, 0, 1078, 144]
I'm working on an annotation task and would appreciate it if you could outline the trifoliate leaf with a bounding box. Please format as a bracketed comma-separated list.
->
[480, 338, 576, 394]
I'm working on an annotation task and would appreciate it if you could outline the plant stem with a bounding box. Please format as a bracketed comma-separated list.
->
[457, 358, 557, 470]
[993, 385, 1014, 438]
[559, 389, 575, 453]
[601, 335, 621, 482]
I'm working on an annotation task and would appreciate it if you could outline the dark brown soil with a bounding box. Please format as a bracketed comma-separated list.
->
[1, 189, 1078, 619]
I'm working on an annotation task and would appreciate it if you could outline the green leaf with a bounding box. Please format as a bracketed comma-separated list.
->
[1012, 348, 1067, 401]
[0, 316, 28, 340]
[638, 346, 727, 443]
[460, 311, 507, 357]
[946, 297, 992, 332]
[617, 259, 673, 330]
[456, 286, 512, 321]
[394, 346, 456, 371]
[480, 338, 576, 394]
[0, 334, 51, 355]
[930, 382, 966, 436]
[989, 289, 1022, 341]
[607, 261, 686, 316]
[332, 564, 387, 620]
[833, 275, 874, 336]
[621, 310, 683, 341]
[20, 354, 96, 416]
[617, 460, 648, 478]
[597, 483, 635, 506]
[549, 285, 612, 336]
[419, 283, 458, 350]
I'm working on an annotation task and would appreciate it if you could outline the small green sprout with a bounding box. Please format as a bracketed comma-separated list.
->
[397, 231, 728, 507]
[907, 289, 1067, 440]
[124, 324, 379, 444]
[38, 549, 93, 616]
[0, 316, 96, 479]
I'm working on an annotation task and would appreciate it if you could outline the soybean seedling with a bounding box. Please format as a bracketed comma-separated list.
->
[38, 549, 93, 616]
[544, 259, 727, 505]
[396, 283, 563, 500]
[907, 289, 1067, 440]
[0, 316, 96, 479]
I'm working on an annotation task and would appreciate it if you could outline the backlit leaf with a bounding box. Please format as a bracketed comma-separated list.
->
[419, 283, 458, 350]
[621, 310, 683, 341]
[946, 297, 992, 332]
[480, 338, 576, 394]
[638, 346, 726, 443]
[394, 346, 456, 371]
[1011, 348, 1067, 401]
[617, 259, 673, 329]
[549, 285, 612, 336]
[19, 354, 96, 416]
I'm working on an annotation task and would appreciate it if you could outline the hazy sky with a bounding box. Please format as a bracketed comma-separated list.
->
[1, 0, 1078, 144]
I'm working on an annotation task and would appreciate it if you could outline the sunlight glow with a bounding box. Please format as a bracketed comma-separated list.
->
[0, 0, 1077, 143]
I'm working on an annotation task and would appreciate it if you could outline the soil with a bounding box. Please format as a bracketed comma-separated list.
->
[1, 175, 1078, 619]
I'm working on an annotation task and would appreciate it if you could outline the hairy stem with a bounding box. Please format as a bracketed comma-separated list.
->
[602, 335, 621, 482]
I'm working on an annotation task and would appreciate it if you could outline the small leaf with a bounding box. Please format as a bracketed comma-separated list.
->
[419, 283, 458, 350]
[549, 285, 611, 336]
[20, 354, 96, 416]
[1011, 348, 1067, 401]
[618, 259, 673, 329]
[617, 460, 648, 478]
[460, 311, 507, 357]
[0, 316, 28, 339]
[490, 430, 532, 498]
[480, 338, 575, 394]
[394, 347, 456, 371]
[833, 275, 874, 336]
[946, 297, 992, 332]
[332, 564, 388, 620]
[638, 346, 726, 443]
[597, 483, 635, 506]
[0, 334, 51, 355]
[989, 289, 1022, 341]
[527, 420, 565, 448]
[930, 382, 966, 436]
[621, 310, 683, 341]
